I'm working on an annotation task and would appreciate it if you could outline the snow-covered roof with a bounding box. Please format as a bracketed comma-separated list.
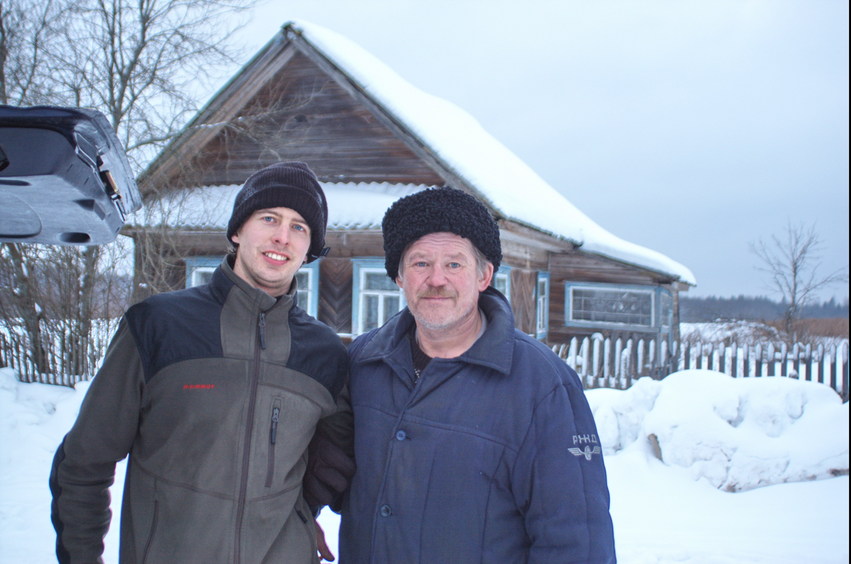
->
[291, 21, 696, 285]
[132, 182, 426, 231]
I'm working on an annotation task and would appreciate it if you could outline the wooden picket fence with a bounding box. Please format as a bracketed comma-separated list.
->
[553, 335, 849, 401]
[0, 320, 116, 388]
[3, 320, 849, 401]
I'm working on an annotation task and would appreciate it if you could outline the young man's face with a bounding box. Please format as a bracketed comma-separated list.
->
[231, 207, 311, 297]
[397, 232, 493, 333]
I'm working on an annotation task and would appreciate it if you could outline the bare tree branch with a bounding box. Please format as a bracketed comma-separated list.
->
[750, 221, 848, 341]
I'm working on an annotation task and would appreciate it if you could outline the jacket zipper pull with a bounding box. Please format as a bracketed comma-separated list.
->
[258, 312, 267, 350]
[270, 406, 280, 445]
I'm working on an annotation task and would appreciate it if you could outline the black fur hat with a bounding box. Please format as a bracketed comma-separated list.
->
[382, 187, 502, 280]
[227, 161, 329, 262]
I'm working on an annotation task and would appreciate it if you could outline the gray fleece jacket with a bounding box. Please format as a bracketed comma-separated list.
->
[50, 257, 348, 563]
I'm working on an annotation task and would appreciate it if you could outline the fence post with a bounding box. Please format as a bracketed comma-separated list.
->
[830, 347, 847, 396]
[658, 339, 668, 379]
[767, 343, 775, 376]
[840, 342, 849, 401]
[779, 342, 788, 377]
[804, 343, 813, 382]
[568, 338, 579, 374]
[624, 338, 635, 389]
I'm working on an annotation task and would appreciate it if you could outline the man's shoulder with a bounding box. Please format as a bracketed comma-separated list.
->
[510, 330, 560, 365]
[290, 307, 347, 353]
[347, 328, 381, 361]
[509, 330, 583, 390]
[125, 285, 218, 331]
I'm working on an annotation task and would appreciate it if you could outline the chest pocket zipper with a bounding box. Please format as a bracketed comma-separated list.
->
[265, 399, 282, 488]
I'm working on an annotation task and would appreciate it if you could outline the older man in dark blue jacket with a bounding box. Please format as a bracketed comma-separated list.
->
[340, 187, 616, 563]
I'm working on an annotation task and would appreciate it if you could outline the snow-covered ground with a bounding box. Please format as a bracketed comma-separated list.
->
[0, 366, 847, 563]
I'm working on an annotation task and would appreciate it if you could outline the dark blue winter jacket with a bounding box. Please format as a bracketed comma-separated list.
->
[340, 287, 616, 563]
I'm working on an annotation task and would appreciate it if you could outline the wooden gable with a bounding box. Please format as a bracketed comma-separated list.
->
[142, 31, 446, 192]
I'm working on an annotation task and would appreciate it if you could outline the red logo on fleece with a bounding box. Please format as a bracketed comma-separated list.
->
[183, 384, 215, 390]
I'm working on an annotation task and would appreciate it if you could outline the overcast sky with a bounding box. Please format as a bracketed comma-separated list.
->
[234, 0, 849, 302]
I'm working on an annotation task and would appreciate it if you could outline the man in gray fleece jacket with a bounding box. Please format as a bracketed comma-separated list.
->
[50, 161, 353, 563]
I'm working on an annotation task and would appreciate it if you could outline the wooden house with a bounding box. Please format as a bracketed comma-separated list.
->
[131, 21, 695, 347]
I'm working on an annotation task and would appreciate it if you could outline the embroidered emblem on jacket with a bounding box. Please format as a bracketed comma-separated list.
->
[568, 445, 602, 461]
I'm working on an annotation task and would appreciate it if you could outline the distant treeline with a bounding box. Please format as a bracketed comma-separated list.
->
[680, 295, 849, 322]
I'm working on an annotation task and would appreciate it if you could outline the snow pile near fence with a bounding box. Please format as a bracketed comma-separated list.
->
[588, 369, 849, 492]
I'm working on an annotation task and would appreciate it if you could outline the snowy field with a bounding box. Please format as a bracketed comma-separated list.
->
[0, 366, 847, 563]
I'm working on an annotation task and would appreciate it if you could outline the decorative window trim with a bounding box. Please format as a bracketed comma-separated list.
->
[352, 258, 405, 336]
[536, 272, 550, 339]
[564, 282, 671, 333]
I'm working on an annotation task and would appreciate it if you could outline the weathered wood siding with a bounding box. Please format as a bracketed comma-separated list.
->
[509, 268, 538, 335]
[324, 231, 385, 259]
[166, 51, 444, 189]
[318, 257, 353, 336]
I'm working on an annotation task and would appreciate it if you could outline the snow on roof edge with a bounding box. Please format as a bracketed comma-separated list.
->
[290, 19, 696, 286]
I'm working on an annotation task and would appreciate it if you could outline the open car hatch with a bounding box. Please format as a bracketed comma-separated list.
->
[0, 105, 142, 245]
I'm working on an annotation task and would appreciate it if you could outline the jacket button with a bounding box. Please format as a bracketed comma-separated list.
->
[380, 504, 392, 517]
[395, 430, 407, 441]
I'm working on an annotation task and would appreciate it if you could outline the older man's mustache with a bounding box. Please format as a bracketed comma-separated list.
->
[417, 291, 456, 299]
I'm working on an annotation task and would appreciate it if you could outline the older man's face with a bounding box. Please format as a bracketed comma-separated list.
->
[396, 232, 493, 333]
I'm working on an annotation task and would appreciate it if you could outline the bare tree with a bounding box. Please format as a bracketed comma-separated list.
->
[750, 221, 848, 341]
[0, 0, 255, 379]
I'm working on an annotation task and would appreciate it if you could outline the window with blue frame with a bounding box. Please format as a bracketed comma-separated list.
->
[184, 256, 319, 318]
[293, 264, 319, 317]
[352, 259, 405, 335]
[564, 282, 672, 332]
[492, 265, 511, 301]
[536, 272, 550, 339]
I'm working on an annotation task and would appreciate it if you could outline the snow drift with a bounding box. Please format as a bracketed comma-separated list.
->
[590, 370, 849, 491]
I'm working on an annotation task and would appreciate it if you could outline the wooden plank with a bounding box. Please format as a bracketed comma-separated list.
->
[318, 257, 353, 334]
[509, 268, 536, 335]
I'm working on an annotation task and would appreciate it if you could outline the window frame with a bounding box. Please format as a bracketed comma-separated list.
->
[492, 265, 512, 301]
[293, 262, 319, 318]
[352, 258, 406, 336]
[535, 272, 550, 339]
[564, 282, 671, 333]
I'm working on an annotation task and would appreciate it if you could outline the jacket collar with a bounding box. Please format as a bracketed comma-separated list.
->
[212, 255, 295, 313]
[357, 287, 515, 377]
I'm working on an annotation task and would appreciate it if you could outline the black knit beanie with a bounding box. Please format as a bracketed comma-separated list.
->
[227, 161, 329, 262]
[382, 187, 502, 280]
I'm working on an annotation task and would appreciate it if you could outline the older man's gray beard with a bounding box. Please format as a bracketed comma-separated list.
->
[411, 301, 479, 332]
